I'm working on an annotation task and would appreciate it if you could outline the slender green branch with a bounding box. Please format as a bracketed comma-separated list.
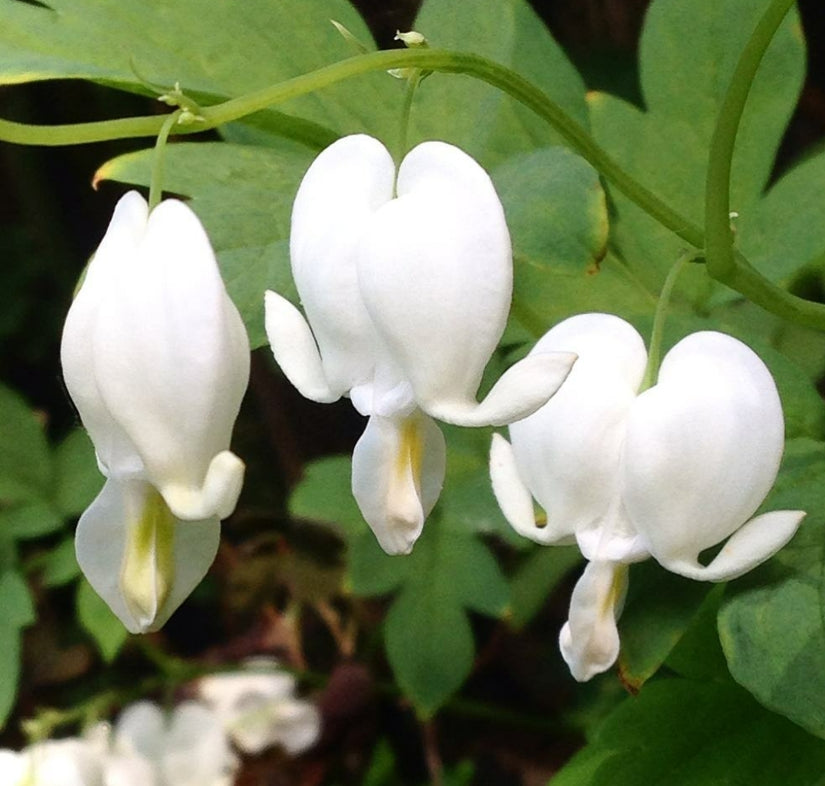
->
[641, 250, 699, 390]
[148, 109, 181, 210]
[705, 0, 796, 280]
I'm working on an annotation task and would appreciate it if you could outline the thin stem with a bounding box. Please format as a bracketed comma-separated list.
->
[705, 0, 796, 279]
[398, 72, 421, 164]
[148, 110, 181, 210]
[641, 250, 698, 390]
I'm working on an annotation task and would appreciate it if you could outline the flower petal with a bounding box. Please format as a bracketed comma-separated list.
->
[507, 314, 647, 560]
[289, 134, 393, 397]
[264, 291, 338, 403]
[351, 411, 446, 554]
[91, 199, 249, 520]
[357, 141, 511, 411]
[114, 701, 166, 762]
[425, 351, 577, 427]
[660, 509, 805, 581]
[559, 560, 627, 682]
[489, 433, 575, 544]
[60, 191, 149, 478]
[624, 331, 787, 572]
[75, 478, 220, 633]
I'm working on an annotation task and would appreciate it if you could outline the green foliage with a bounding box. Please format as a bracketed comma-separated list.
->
[719, 439, 825, 739]
[550, 678, 825, 786]
[0, 569, 34, 729]
[76, 578, 129, 663]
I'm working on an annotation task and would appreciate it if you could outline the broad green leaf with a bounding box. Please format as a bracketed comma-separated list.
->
[551, 678, 825, 786]
[52, 428, 101, 518]
[40, 535, 81, 587]
[0, 570, 35, 729]
[410, 0, 588, 166]
[491, 147, 652, 339]
[719, 439, 825, 738]
[589, 0, 804, 300]
[383, 522, 509, 717]
[0, 499, 63, 539]
[77, 578, 129, 662]
[96, 142, 315, 348]
[0, 0, 399, 144]
[0, 383, 51, 503]
[617, 563, 714, 691]
[509, 545, 581, 630]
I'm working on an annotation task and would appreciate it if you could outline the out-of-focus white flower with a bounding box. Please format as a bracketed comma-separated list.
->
[0, 737, 104, 786]
[266, 134, 575, 554]
[109, 701, 237, 786]
[61, 192, 250, 633]
[491, 312, 805, 680]
[199, 659, 321, 755]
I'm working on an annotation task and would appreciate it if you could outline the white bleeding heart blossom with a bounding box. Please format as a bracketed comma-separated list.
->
[199, 658, 321, 755]
[61, 192, 250, 634]
[265, 134, 575, 554]
[490, 312, 805, 681]
[0, 737, 105, 786]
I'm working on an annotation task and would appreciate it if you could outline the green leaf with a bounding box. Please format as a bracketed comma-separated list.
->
[76, 578, 129, 662]
[0, 383, 52, 503]
[41, 535, 81, 587]
[410, 0, 588, 166]
[508, 545, 581, 630]
[384, 522, 509, 717]
[53, 428, 101, 518]
[0, 570, 35, 729]
[617, 563, 715, 691]
[96, 142, 315, 348]
[491, 147, 652, 339]
[589, 0, 805, 301]
[0, 0, 398, 144]
[0, 499, 63, 539]
[551, 678, 825, 786]
[719, 439, 825, 739]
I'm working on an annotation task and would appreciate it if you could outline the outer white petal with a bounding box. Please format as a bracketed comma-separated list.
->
[264, 291, 337, 403]
[357, 141, 512, 413]
[489, 433, 574, 544]
[91, 199, 249, 521]
[559, 561, 628, 682]
[351, 411, 446, 555]
[75, 478, 220, 633]
[508, 314, 648, 562]
[425, 351, 577, 427]
[623, 331, 792, 575]
[0, 749, 27, 785]
[24, 738, 104, 786]
[659, 510, 805, 581]
[60, 191, 149, 478]
[114, 702, 166, 763]
[289, 134, 394, 397]
[162, 702, 238, 786]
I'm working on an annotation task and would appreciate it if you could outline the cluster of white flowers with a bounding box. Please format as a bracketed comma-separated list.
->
[61, 132, 804, 684]
[490, 313, 805, 680]
[0, 663, 320, 786]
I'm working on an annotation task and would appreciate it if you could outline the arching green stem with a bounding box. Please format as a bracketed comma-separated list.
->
[705, 0, 796, 280]
[148, 109, 181, 210]
[641, 250, 699, 391]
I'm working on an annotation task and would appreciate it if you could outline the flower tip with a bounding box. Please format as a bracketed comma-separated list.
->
[161, 450, 245, 521]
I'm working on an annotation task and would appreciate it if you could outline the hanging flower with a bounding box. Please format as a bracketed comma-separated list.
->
[265, 134, 575, 554]
[199, 658, 321, 755]
[0, 738, 104, 786]
[490, 312, 805, 680]
[107, 701, 238, 786]
[61, 192, 250, 633]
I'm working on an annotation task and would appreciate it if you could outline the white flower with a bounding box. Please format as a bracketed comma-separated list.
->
[109, 701, 237, 786]
[199, 659, 320, 756]
[0, 737, 104, 786]
[61, 192, 250, 633]
[490, 312, 805, 680]
[265, 134, 575, 554]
